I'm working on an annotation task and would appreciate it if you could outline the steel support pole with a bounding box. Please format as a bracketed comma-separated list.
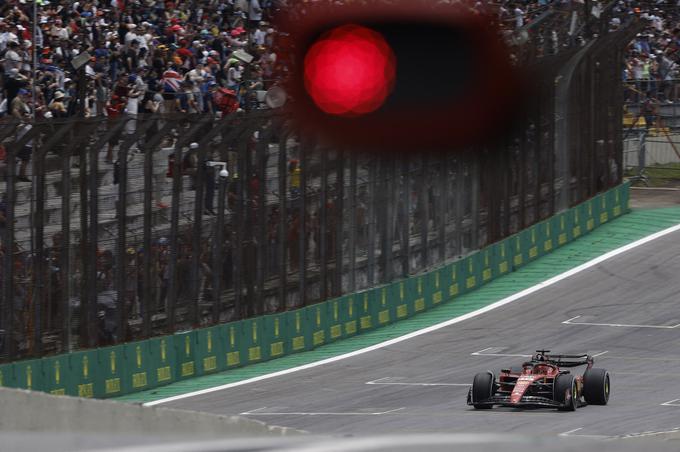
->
[366, 158, 376, 286]
[33, 148, 45, 355]
[60, 138, 72, 352]
[277, 131, 288, 310]
[401, 156, 411, 276]
[3, 147, 16, 359]
[334, 150, 344, 296]
[298, 142, 307, 306]
[320, 149, 328, 300]
[348, 151, 357, 291]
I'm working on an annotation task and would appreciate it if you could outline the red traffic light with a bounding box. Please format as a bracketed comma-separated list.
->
[304, 24, 397, 116]
[278, 0, 523, 152]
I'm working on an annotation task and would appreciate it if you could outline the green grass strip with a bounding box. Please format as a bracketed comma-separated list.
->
[116, 206, 680, 404]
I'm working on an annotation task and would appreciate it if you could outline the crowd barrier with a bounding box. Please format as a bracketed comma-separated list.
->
[0, 182, 631, 398]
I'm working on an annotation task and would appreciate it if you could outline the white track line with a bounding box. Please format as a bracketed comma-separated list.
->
[366, 377, 469, 387]
[240, 407, 404, 416]
[661, 399, 680, 407]
[144, 220, 680, 406]
[470, 348, 532, 358]
[563, 315, 680, 329]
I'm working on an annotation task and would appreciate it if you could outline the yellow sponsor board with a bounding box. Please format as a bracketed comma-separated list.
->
[270, 342, 284, 357]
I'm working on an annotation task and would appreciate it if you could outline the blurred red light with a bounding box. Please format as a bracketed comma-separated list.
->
[304, 24, 397, 116]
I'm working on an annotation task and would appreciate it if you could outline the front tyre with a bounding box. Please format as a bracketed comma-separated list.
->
[555, 374, 577, 411]
[583, 368, 610, 405]
[472, 372, 495, 409]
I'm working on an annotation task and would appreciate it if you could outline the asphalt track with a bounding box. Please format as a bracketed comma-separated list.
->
[159, 227, 680, 438]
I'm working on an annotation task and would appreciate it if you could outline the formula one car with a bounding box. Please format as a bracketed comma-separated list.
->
[467, 350, 610, 411]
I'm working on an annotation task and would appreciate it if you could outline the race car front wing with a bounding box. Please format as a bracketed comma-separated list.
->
[467, 388, 564, 408]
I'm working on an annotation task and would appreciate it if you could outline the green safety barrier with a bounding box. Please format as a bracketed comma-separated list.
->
[479, 247, 496, 284]
[341, 294, 359, 337]
[148, 336, 176, 387]
[68, 350, 99, 398]
[521, 225, 541, 264]
[124, 341, 152, 393]
[307, 303, 329, 348]
[598, 191, 610, 226]
[0, 362, 14, 388]
[440, 261, 465, 300]
[619, 181, 631, 213]
[409, 274, 429, 314]
[584, 197, 598, 233]
[41, 353, 71, 396]
[509, 232, 528, 271]
[223, 321, 244, 368]
[98, 345, 125, 397]
[327, 298, 343, 342]
[494, 238, 512, 277]
[327, 295, 359, 341]
[174, 331, 198, 380]
[356, 290, 378, 332]
[462, 252, 483, 291]
[571, 205, 583, 240]
[390, 280, 412, 320]
[0, 183, 631, 401]
[539, 217, 557, 255]
[264, 313, 288, 359]
[287, 309, 310, 353]
[11, 359, 44, 392]
[241, 317, 265, 363]
[196, 326, 225, 376]
[376, 285, 393, 326]
[553, 211, 573, 248]
[609, 188, 623, 218]
[427, 267, 446, 308]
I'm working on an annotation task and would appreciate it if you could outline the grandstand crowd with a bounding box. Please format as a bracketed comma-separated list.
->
[0, 0, 284, 122]
[622, 3, 680, 103]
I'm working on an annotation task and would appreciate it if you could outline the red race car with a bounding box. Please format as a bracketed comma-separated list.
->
[467, 350, 610, 411]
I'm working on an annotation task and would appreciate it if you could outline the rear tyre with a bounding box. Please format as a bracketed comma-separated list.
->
[472, 372, 495, 409]
[583, 368, 610, 405]
[555, 374, 577, 411]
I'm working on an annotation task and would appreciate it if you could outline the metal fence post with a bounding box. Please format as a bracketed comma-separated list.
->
[348, 151, 357, 291]
[255, 126, 269, 315]
[33, 144, 46, 356]
[277, 129, 288, 310]
[60, 135, 72, 353]
[166, 139, 184, 332]
[191, 139, 208, 326]
[401, 157, 411, 276]
[334, 150, 344, 296]
[419, 155, 429, 266]
[437, 155, 446, 264]
[2, 145, 16, 360]
[366, 157, 376, 286]
[320, 148, 328, 300]
[298, 139, 308, 306]
[383, 156, 394, 282]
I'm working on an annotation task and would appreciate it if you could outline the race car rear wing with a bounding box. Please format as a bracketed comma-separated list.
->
[532, 350, 594, 367]
[545, 353, 593, 367]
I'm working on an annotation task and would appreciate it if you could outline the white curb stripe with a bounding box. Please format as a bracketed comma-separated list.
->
[144, 221, 680, 407]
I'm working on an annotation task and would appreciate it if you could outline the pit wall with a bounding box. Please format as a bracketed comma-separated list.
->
[0, 182, 630, 399]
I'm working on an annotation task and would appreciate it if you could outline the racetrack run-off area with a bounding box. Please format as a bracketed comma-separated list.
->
[116, 207, 680, 438]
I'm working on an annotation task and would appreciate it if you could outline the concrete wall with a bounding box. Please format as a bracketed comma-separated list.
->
[0, 387, 300, 437]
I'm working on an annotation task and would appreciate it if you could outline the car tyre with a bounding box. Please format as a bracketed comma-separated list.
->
[555, 374, 577, 411]
[583, 368, 610, 405]
[472, 372, 495, 409]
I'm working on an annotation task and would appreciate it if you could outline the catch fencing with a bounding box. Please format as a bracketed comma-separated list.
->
[0, 18, 640, 363]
